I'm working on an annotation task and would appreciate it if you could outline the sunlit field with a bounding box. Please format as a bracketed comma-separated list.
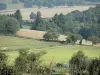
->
[0, 5, 95, 20]
[0, 36, 99, 65]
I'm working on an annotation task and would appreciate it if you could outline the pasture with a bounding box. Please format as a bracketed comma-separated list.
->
[0, 5, 95, 20]
[0, 36, 100, 65]
[0, 35, 61, 50]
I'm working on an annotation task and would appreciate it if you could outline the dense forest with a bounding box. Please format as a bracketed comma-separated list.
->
[31, 5, 100, 44]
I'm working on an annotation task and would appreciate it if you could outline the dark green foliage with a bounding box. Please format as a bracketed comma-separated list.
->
[30, 12, 36, 19]
[0, 3, 7, 10]
[66, 37, 72, 43]
[32, 11, 42, 29]
[88, 57, 100, 75]
[88, 36, 100, 46]
[14, 10, 22, 28]
[43, 30, 59, 41]
[15, 50, 52, 75]
[0, 50, 52, 75]
[69, 51, 88, 75]
[70, 51, 100, 75]
[31, 6, 100, 41]
[31, 11, 59, 32]
[0, 52, 7, 67]
[66, 34, 82, 44]
[0, 15, 20, 34]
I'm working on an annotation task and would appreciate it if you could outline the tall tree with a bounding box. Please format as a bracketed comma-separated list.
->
[33, 11, 42, 29]
[30, 12, 36, 20]
[69, 51, 88, 75]
[14, 9, 22, 28]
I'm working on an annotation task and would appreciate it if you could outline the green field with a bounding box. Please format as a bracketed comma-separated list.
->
[0, 35, 60, 50]
[0, 36, 100, 65]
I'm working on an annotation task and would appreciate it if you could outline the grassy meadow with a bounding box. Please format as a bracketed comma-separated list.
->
[0, 36, 100, 65]
[0, 35, 60, 50]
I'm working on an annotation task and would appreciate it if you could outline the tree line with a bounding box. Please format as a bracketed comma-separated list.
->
[19, 0, 100, 8]
[0, 0, 100, 10]
[0, 9, 22, 34]
[31, 5, 100, 45]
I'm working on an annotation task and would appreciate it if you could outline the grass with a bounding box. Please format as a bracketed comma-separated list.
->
[41, 45, 100, 64]
[0, 36, 100, 65]
[5, 45, 100, 65]
[0, 35, 60, 50]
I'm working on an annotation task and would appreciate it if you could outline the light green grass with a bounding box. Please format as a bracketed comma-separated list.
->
[41, 45, 100, 64]
[5, 45, 100, 65]
[0, 36, 100, 65]
[0, 36, 60, 50]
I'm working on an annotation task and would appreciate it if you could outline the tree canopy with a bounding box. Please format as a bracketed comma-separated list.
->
[31, 6, 100, 42]
[0, 15, 20, 34]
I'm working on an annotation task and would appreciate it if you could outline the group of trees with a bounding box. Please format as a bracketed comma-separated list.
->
[19, 0, 100, 8]
[43, 30, 59, 41]
[69, 51, 100, 75]
[0, 15, 20, 34]
[31, 6, 100, 45]
[66, 34, 83, 44]
[0, 50, 53, 75]
[0, 9, 22, 34]
[0, 50, 100, 75]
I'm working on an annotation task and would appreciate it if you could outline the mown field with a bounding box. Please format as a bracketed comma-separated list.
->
[16, 29, 67, 41]
[0, 36, 100, 65]
[0, 35, 60, 50]
[0, 5, 95, 20]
